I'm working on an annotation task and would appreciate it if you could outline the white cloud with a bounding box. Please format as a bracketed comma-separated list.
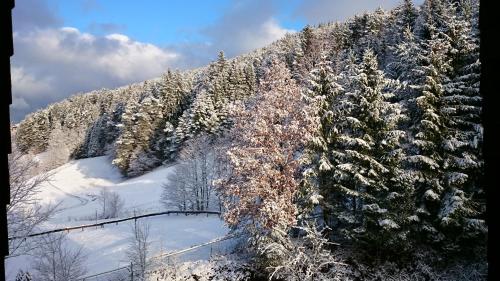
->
[12, 0, 62, 31]
[60, 27, 80, 33]
[105, 33, 130, 42]
[11, 67, 53, 98]
[11, 27, 179, 122]
[201, 0, 295, 57]
[262, 18, 295, 42]
[231, 18, 294, 54]
[293, 0, 425, 25]
[12, 97, 30, 111]
[10, 0, 297, 122]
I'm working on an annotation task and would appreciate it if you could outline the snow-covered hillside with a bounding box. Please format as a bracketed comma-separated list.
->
[5, 156, 228, 280]
[36, 155, 173, 223]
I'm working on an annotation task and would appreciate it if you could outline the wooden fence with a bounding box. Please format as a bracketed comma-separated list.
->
[8, 210, 221, 241]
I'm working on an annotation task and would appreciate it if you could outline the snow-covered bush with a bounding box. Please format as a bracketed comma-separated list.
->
[148, 255, 254, 281]
[352, 248, 487, 281]
[257, 223, 348, 281]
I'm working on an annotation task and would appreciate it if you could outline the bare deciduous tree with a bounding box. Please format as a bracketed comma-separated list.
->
[8, 146, 57, 255]
[97, 189, 125, 219]
[127, 220, 152, 280]
[216, 59, 315, 231]
[162, 163, 192, 211]
[32, 233, 88, 281]
[161, 134, 222, 211]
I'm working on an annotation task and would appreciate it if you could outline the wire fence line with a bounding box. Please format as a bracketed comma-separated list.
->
[8, 210, 221, 241]
[77, 234, 240, 281]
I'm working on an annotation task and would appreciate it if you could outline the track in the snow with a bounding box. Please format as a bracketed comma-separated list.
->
[47, 181, 90, 211]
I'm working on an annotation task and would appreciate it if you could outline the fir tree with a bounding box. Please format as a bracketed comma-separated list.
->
[438, 1, 485, 249]
[314, 50, 409, 253]
[301, 54, 343, 229]
[112, 101, 139, 174]
[407, 27, 452, 245]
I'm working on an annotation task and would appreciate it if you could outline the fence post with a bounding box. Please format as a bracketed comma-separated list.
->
[130, 262, 134, 281]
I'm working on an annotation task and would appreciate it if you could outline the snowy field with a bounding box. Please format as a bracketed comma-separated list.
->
[5, 156, 228, 280]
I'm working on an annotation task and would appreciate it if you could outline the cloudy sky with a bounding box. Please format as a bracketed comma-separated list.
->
[11, 0, 423, 122]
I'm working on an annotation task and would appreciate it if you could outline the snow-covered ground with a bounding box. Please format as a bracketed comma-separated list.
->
[37, 156, 171, 223]
[5, 156, 228, 280]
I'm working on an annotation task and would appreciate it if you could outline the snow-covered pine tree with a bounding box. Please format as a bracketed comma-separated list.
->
[189, 89, 221, 135]
[156, 121, 177, 161]
[414, 0, 452, 41]
[112, 100, 139, 174]
[104, 102, 126, 150]
[208, 51, 230, 105]
[384, 0, 419, 75]
[406, 25, 452, 245]
[147, 70, 192, 164]
[208, 51, 232, 130]
[316, 50, 409, 253]
[126, 95, 164, 177]
[345, 9, 387, 61]
[300, 53, 343, 229]
[394, 0, 418, 34]
[391, 26, 424, 90]
[16, 111, 50, 154]
[438, 0, 485, 250]
[243, 63, 257, 97]
[277, 32, 302, 74]
[293, 25, 322, 85]
[173, 110, 192, 148]
[388, 0, 485, 251]
[227, 60, 245, 101]
[174, 52, 231, 146]
[360, 8, 388, 61]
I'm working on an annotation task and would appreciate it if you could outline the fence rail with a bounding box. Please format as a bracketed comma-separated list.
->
[149, 233, 237, 261]
[8, 210, 221, 241]
[77, 233, 239, 281]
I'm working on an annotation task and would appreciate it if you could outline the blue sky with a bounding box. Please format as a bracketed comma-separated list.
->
[46, 0, 309, 46]
[11, 0, 424, 122]
[49, 0, 238, 45]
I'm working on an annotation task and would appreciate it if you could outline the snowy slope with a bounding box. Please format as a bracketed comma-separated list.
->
[36, 155, 175, 224]
[6, 156, 228, 280]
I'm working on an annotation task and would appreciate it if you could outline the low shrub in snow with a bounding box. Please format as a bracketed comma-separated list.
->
[147, 255, 254, 281]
